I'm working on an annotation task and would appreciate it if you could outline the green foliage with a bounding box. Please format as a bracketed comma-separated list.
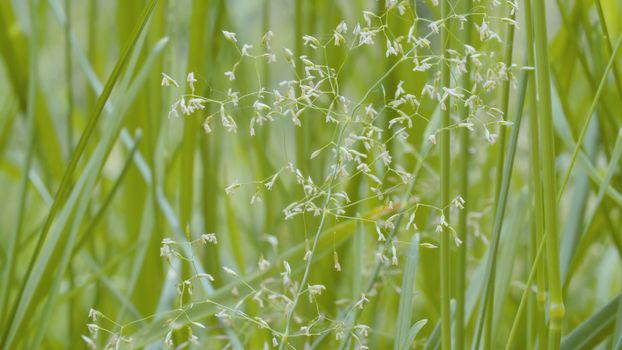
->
[0, 0, 621, 349]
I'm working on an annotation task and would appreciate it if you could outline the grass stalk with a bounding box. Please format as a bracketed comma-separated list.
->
[0, 1, 159, 347]
[482, 5, 517, 350]
[63, 0, 73, 152]
[440, 0, 451, 349]
[455, 0, 472, 347]
[0, 0, 38, 331]
[471, 68, 528, 350]
[504, 234, 547, 350]
[531, 0, 564, 347]
[524, 0, 548, 347]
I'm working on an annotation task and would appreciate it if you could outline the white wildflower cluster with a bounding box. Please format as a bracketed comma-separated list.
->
[87, 1, 524, 348]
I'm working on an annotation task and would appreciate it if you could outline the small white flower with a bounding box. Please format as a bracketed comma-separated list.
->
[81, 335, 96, 349]
[452, 196, 466, 209]
[380, 150, 392, 166]
[258, 256, 271, 271]
[359, 30, 375, 45]
[422, 84, 436, 99]
[160, 244, 173, 259]
[86, 324, 99, 337]
[302, 35, 321, 49]
[187, 72, 197, 84]
[376, 225, 386, 241]
[202, 119, 212, 134]
[165, 330, 174, 348]
[283, 47, 296, 67]
[395, 80, 405, 98]
[355, 293, 370, 309]
[223, 266, 238, 276]
[428, 21, 440, 34]
[241, 44, 253, 56]
[262, 30, 273, 49]
[479, 21, 488, 41]
[336, 20, 347, 34]
[308, 284, 326, 303]
[222, 30, 238, 43]
[334, 252, 341, 271]
[88, 308, 100, 322]
[391, 244, 398, 266]
[333, 32, 345, 46]
[224, 70, 235, 80]
[265, 173, 279, 190]
[161, 73, 179, 87]
[363, 11, 373, 26]
[225, 181, 240, 195]
[385, 39, 399, 57]
[428, 133, 437, 144]
[201, 233, 218, 244]
[253, 100, 270, 111]
[485, 128, 498, 144]
[304, 249, 312, 261]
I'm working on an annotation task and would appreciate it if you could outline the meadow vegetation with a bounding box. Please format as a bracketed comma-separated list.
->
[0, 0, 621, 349]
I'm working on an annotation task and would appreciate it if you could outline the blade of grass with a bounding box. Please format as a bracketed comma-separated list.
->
[613, 295, 622, 350]
[557, 33, 622, 200]
[471, 69, 528, 350]
[0, 0, 38, 330]
[71, 132, 143, 256]
[455, 0, 472, 346]
[559, 119, 597, 283]
[405, 319, 428, 349]
[532, 0, 564, 346]
[504, 233, 547, 350]
[523, 0, 547, 345]
[560, 294, 621, 350]
[63, 0, 73, 153]
[439, 0, 451, 348]
[562, 129, 622, 291]
[484, 7, 517, 348]
[395, 233, 420, 350]
[0, 1, 160, 346]
[17, 33, 168, 349]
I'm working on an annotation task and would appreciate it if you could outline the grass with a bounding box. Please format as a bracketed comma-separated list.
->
[0, 0, 621, 349]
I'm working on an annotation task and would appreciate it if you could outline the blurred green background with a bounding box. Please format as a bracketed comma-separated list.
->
[0, 0, 621, 349]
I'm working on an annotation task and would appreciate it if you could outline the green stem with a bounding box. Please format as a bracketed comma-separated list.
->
[524, 0, 547, 346]
[440, 0, 451, 349]
[294, 0, 307, 174]
[504, 234, 547, 350]
[64, 0, 73, 153]
[593, 0, 622, 112]
[532, 0, 564, 347]
[484, 7, 517, 349]
[0, 0, 38, 331]
[456, 0, 472, 348]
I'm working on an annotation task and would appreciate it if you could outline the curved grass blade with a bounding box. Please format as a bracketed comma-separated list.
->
[561, 295, 621, 350]
[0, 1, 160, 347]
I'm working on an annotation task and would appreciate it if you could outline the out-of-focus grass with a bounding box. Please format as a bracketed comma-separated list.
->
[0, 0, 620, 349]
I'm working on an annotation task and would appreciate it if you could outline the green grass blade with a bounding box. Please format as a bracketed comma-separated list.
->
[395, 233, 420, 350]
[557, 33, 622, 200]
[561, 295, 621, 350]
[0, 3, 162, 345]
